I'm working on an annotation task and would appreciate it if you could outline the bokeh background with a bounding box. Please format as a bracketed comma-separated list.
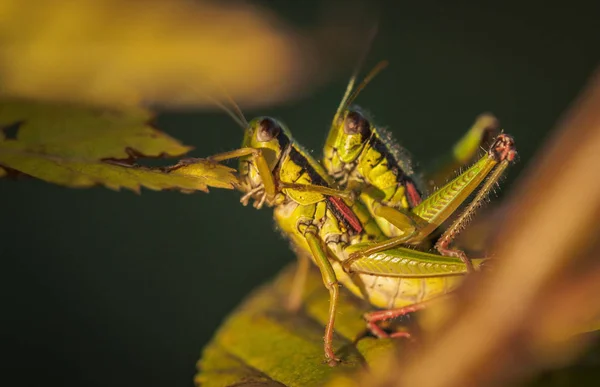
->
[1, 2, 598, 386]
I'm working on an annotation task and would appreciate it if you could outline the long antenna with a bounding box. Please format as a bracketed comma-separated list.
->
[186, 84, 248, 131]
[210, 98, 247, 130]
[213, 81, 249, 129]
[223, 92, 248, 128]
[332, 24, 379, 124]
[344, 60, 388, 109]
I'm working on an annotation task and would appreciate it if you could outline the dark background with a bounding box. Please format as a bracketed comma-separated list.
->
[1, 2, 598, 386]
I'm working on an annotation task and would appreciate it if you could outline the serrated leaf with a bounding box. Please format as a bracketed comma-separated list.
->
[0, 100, 190, 158]
[196, 264, 406, 387]
[0, 0, 317, 109]
[0, 100, 237, 192]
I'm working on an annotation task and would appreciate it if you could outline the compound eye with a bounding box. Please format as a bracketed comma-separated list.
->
[257, 118, 281, 142]
[344, 111, 370, 138]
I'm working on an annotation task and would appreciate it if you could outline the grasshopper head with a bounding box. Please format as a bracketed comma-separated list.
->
[238, 116, 291, 195]
[323, 108, 372, 177]
[242, 116, 291, 168]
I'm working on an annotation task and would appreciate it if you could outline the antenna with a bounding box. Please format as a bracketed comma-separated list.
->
[210, 98, 247, 130]
[186, 84, 248, 131]
[213, 81, 249, 129]
[332, 24, 379, 123]
[344, 60, 388, 109]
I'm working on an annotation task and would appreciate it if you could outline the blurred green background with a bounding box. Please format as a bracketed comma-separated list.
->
[1, 2, 598, 386]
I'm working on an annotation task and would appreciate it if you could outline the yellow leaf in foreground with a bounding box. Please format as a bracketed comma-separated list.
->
[196, 264, 401, 387]
[0, 100, 237, 192]
[197, 264, 600, 386]
[0, 0, 316, 109]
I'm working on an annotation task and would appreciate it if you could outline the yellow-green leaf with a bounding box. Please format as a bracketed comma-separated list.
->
[0, 100, 190, 159]
[0, 100, 237, 192]
[197, 263, 600, 387]
[196, 264, 405, 387]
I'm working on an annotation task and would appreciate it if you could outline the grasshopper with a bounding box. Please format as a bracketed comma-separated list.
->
[198, 104, 516, 364]
[323, 62, 507, 272]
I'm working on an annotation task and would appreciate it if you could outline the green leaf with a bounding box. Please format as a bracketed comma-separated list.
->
[0, 100, 237, 192]
[196, 264, 404, 387]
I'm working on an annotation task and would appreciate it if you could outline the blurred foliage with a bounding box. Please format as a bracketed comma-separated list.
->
[0, 0, 325, 109]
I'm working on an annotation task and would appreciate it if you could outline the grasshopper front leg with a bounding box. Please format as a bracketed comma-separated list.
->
[208, 148, 355, 208]
[207, 147, 277, 207]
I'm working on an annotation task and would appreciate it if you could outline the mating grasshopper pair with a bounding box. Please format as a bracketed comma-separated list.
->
[201, 63, 516, 365]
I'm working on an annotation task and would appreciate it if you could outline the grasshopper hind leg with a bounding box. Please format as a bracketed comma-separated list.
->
[344, 133, 517, 274]
[424, 113, 499, 189]
[433, 134, 517, 268]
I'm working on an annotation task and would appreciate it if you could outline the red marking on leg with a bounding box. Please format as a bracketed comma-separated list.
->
[406, 181, 422, 207]
[327, 196, 363, 234]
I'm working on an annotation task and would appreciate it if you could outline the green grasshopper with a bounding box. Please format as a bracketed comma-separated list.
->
[196, 106, 515, 364]
[323, 62, 505, 272]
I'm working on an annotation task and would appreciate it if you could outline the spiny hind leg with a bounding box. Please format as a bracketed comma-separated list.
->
[356, 112, 496, 265]
[413, 134, 516, 272]
[424, 113, 499, 188]
[345, 115, 502, 268]
[346, 133, 516, 274]
[344, 134, 509, 270]
[433, 134, 517, 267]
